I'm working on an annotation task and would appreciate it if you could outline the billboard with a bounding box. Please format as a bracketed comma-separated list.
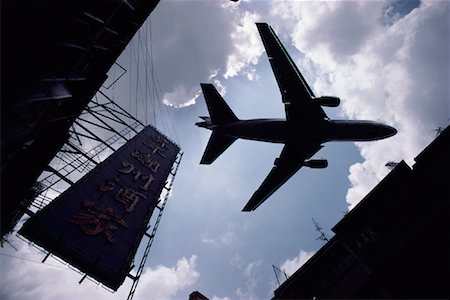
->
[19, 125, 180, 290]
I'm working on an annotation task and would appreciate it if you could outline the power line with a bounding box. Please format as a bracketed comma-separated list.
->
[0, 252, 70, 270]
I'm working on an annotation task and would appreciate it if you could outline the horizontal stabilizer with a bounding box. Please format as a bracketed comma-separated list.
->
[200, 83, 238, 124]
[200, 132, 237, 164]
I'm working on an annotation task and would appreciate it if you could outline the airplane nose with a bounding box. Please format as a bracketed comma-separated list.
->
[382, 125, 397, 138]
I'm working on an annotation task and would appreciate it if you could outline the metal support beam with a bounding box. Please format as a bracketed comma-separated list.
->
[73, 120, 116, 152]
[126, 152, 183, 300]
[79, 274, 88, 284]
[42, 252, 51, 263]
[44, 165, 75, 186]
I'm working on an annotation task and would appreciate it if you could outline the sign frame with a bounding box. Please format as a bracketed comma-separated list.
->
[20, 125, 180, 291]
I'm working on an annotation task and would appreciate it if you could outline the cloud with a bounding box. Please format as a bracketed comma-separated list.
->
[229, 253, 245, 269]
[134, 255, 199, 300]
[163, 84, 201, 108]
[236, 260, 263, 300]
[201, 226, 236, 247]
[209, 69, 227, 96]
[0, 240, 127, 300]
[280, 250, 315, 277]
[0, 236, 199, 300]
[224, 11, 264, 80]
[211, 297, 231, 300]
[137, 1, 238, 109]
[342, 1, 449, 208]
[270, 1, 449, 209]
[146, 1, 264, 109]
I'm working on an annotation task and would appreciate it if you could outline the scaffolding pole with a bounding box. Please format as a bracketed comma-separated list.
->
[127, 151, 183, 300]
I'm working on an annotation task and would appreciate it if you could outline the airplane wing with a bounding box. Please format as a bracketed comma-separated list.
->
[242, 143, 322, 211]
[256, 23, 327, 121]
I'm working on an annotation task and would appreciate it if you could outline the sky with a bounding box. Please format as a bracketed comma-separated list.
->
[1, 0, 449, 299]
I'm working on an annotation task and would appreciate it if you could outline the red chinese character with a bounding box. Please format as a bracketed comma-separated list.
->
[117, 161, 155, 191]
[141, 175, 154, 191]
[131, 150, 160, 173]
[115, 187, 147, 212]
[143, 135, 168, 158]
[118, 160, 134, 174]
[70, 200, 128, 245]
[98, 178, 117, 192]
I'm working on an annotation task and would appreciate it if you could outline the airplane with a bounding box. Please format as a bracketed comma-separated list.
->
[196, 23, 397, 212]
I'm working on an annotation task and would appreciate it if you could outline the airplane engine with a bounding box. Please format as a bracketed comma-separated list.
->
[195, 116, 212, 128]
[303, 159, 328, 168]
[316, 96, 340, 107]
[274, 157, 291, 168]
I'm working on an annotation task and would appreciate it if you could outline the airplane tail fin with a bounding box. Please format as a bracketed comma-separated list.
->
[200, 83, 238, 124]
[200, 131, 237, 164]
[199, 83, 239, 164]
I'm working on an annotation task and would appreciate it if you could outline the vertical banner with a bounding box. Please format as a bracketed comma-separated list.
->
[20, 125, 180, 290]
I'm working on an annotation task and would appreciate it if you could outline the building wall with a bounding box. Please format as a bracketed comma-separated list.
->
[1, 0, 160, 237]
[274, 126, 449, 299]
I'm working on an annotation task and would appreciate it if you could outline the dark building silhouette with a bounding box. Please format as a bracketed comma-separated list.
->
[274, 126, 449, 299]
[1, 0, 160, 237]
[189, 291, 209, 300]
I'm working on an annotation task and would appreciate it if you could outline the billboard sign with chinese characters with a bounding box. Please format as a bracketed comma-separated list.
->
[19, 125, 180, 290]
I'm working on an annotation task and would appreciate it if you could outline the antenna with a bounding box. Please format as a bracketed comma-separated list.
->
[312, 217, 329, 243]
[434, 127, 444, 137]
[272, 264, 289, 286]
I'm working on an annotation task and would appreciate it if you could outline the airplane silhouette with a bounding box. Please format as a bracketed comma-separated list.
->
[196, 23, 397, 212]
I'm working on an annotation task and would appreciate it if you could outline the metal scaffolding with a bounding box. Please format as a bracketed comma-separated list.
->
[19, 90, 181, 299]
[127, 151, 183, 300]
[31, 92, 145, 212]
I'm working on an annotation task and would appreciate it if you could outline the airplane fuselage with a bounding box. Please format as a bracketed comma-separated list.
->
[196, 23, 398, 211]
[200, 118, 397, 144]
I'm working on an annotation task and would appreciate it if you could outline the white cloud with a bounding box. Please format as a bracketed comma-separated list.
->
[270, 1, 449, 209]
[0, 236, 199, 300]
[209, 70, 227, 96]
[201, 227, 236, 247]
[280, 250, 315, 277]
[229, 253, 245, 269]
[220, 231, 235, 246]
[208, 68, 221, 80]
[343, 1, 449, 208]
[224, 11, 264, 80]
[162, 69, 226, 108]
[163, 84, 201, 108]
[236, 260, 262, 300]
[145, 1, 265, 109]
[0, 240, 128, 300]
[134, 255, 199, 300]
[201, 236, 219, 247]
[211, 296, 231, 300]
[130, 1, 238, 109]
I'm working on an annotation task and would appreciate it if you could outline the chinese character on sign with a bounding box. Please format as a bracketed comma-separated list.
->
[131, 150, 160, 173]
[118, 161, 134, 175]
[98, 178, 117, 192]
[117, 161, 155, 191]
[70, 200, 128, 245]
[143, 135, 168, 158]
[139, 174, 154, 191]
[115, 187, 147, 212]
